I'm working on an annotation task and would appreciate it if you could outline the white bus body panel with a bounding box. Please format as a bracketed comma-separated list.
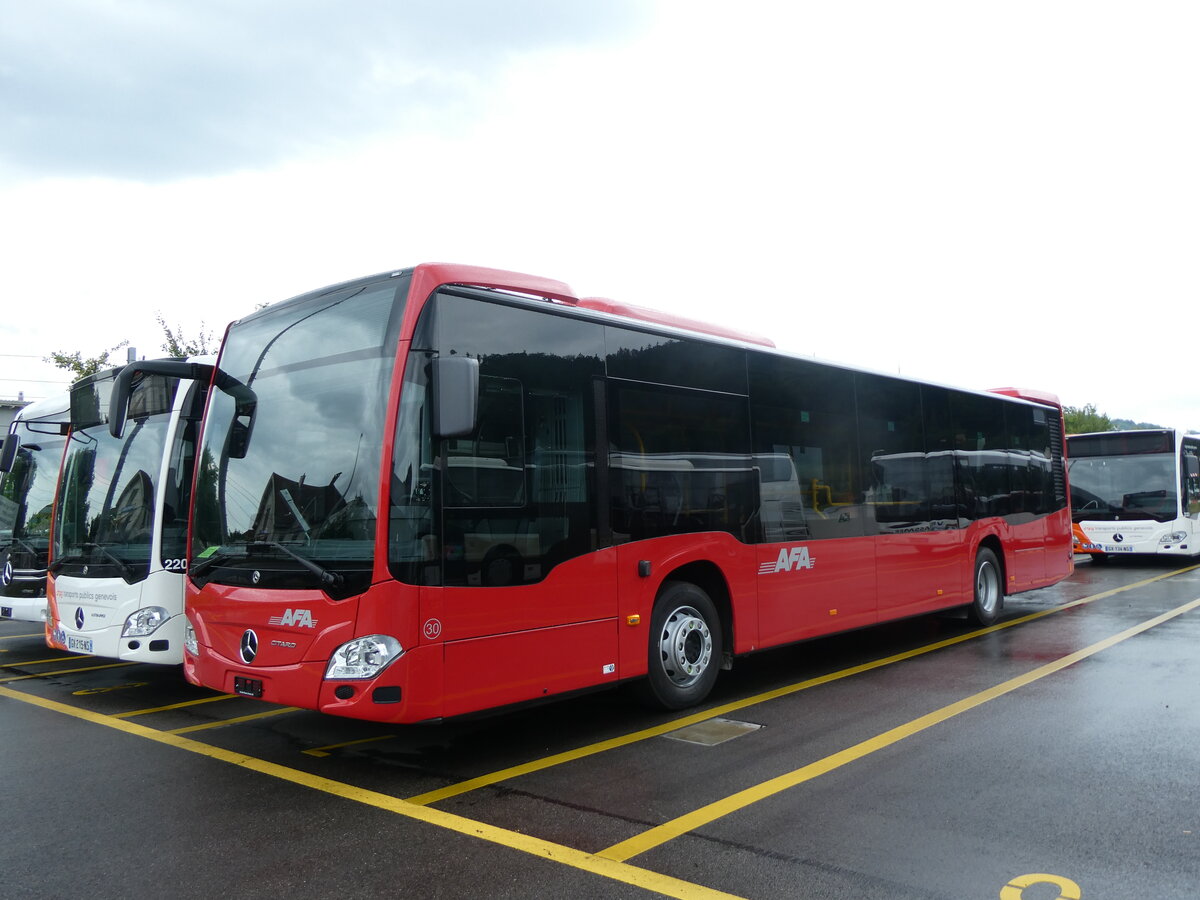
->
[49, 570, 188, 663]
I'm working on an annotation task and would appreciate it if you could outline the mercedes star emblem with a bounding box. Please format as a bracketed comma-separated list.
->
[240, 629, 259, 663]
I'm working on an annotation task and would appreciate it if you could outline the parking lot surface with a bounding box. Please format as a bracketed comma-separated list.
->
[3, 556, 1198, 899]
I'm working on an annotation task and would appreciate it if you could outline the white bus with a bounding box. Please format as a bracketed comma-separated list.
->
[46, 358, 212, 662]
[1, 393, 70, 622]
[1067, 428, 1200, 560]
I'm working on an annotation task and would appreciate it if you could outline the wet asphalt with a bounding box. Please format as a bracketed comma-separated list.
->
[2, 556, 1197, 899]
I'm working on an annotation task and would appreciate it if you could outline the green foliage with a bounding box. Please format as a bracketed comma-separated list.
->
[1064, 403, 1114, 435]
[44, 340, 129, 380]
[157, 313, 216, 358]
[1111, 417, 1165, 430]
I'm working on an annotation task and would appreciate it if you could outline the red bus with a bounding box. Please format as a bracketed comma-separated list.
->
[179, 263, 1073, 722]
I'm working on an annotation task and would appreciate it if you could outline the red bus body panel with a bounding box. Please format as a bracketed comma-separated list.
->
[183, 264, 1074, 723]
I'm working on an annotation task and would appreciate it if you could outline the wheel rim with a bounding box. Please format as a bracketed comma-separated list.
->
[658, 605, 713, 688]
[976, 559, 1000, 616]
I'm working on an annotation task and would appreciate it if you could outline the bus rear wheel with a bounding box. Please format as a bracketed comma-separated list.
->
[642, 581, 722, 710]
[967, 547, 1003, 626]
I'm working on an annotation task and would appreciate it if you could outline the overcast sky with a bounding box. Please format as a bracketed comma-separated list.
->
[2, 1, 1197, 427]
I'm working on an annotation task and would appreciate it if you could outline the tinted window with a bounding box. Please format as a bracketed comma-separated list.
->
[951, 392, 1012, 519]
[610, 383, 755, 543]
[430, 294, 605, 587]
[858, 374, 940, 532]
[749, 356, 863, 540]
[605, 328, 746, 394]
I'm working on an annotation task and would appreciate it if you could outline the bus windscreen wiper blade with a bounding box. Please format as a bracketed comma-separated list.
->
[9, 536, 40, 556]
[190, 549, 247, 578]
[81, 542, 135, 579]
[248, 540, 344, 588]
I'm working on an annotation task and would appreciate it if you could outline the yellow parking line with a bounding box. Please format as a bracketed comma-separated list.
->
[0, 633, 45, 640]
[1, 655, 92, 666]
[165, 706, 301, 734]
[597, 596, 1200, 862]
[0, 662, 133, 683]
[406, 564, 1199, 807]
[304, 734, 396, 757]
[0, 686, 742, 900]
[111, 694, 237, 719]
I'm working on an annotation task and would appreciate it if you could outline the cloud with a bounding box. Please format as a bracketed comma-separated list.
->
[0, 0, 647, 181]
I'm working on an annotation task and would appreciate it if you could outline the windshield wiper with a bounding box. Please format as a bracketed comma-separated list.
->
[190, 549, 248, 578]
[8, 536, 42, 556]
[81, 542, 136, 580]
[248, 540, 344, 588]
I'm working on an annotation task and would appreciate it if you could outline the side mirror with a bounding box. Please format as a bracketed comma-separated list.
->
[108, 360, 216, 438]
[0, 433, 18, 473]
[227, 408, 256, 459]
[432, 356, 479, 438]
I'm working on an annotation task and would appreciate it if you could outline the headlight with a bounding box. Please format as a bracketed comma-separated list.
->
[122, 606, 170, 637]
[1160, 532, 1188, 544]
[184, 619, 198, 655]
[325, 635, 404, 680]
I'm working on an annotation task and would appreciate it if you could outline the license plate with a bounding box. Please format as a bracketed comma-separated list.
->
[67, 636, 93, 653]
[1102, 545, 1135, 553]
[1, 607, 12, 618]
[234, 676, 263, 698]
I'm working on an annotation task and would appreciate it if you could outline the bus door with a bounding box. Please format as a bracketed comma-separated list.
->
[419, 298, 618, 717]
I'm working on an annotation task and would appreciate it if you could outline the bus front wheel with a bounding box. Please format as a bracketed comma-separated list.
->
[642, 581, 722, 710]
[967, 547, 1003, 626]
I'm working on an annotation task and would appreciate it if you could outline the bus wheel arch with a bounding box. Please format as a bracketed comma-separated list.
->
[640, 565, 730, 710]
[663, 560, 733, 664]
[967, 539, 1005, 626]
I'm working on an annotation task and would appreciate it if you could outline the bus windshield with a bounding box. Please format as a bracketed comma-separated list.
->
[190, 275, 406, 598]
[1, 423, 68, 552]
[1068, 450, 1178, 522]
[54, 378, 179, 582]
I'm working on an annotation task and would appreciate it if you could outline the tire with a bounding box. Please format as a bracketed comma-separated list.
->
[642, 581, 722, 710]
[967, 547, 1003, 626]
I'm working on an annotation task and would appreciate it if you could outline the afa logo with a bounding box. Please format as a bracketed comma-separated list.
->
[759, 545, 816, 575]
[269, 608, 318, 628]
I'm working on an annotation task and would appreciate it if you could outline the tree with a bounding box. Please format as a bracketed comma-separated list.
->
[44, 341, 129, 381]
[1064, 403, 1114, 435]
[157, 313, 216, 358]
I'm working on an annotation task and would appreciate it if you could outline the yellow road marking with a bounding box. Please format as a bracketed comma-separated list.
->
[1001, 873, 1082, 900]
[0, 686, 742, 900]
[111, 693, 237, 719]
[304, 734, 396, 757]
[0, 661, 133, 683]
[407, 564, 1199, 807]
[166, 706, 301, 734]
[598, 596, 1200, 862]
[0, 633, 46, 640]
[1, 655, 92, 666]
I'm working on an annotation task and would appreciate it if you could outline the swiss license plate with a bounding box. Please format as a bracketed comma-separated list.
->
[67, 636, 93, 653]
[1103, 545, 1135, 553]
[234, 676, 263, 698]
[1, 607, 12, 618]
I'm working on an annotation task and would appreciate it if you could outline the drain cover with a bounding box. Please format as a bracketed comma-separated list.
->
[664, 718, 762, 746]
